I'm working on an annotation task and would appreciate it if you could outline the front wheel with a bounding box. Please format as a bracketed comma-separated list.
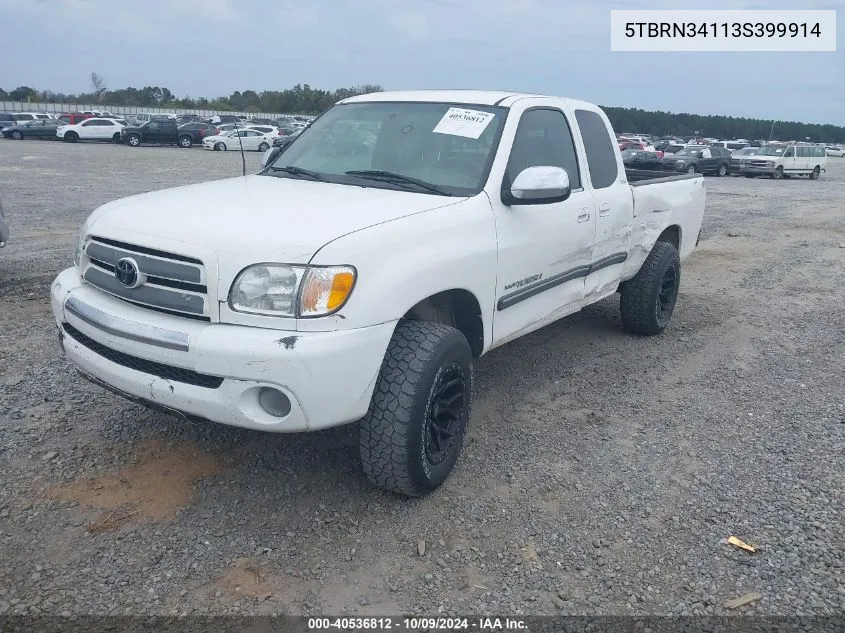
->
[11, 130, 23, 140]
[619, 241, 681, 336]
[258, 141, 270, 152]
[64, 131, 78, 143]
[214, 142, 225, 151]
[178, 135, 193, 148]
[771, 166, 783, 179]
[359, 320, 473, 497]
[809, 165, 820, 180]
[126, 134, 141, 147]
[685, 164, 696, 174]
[716, 163, 727, 177]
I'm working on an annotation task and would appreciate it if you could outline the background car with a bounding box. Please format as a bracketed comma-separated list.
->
[177, 122, 220, 146]
[271, 130, 301, 147]
[1, 118, 65, 140]
[245, 125, 280, 136]
[729, 146, 763, 174]
[661, 145, 732, 175]
[202, 129, 274, 152]
[825, 146, 844, 157]
[621, 148, 664, 170]
[57, 113, 93, 125]
[56, 118, 125, 143]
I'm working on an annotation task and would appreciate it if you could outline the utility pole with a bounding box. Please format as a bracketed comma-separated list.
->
[769, 120, 775, 141]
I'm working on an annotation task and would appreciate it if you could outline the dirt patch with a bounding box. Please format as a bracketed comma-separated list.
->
[45, 439, 231, 531]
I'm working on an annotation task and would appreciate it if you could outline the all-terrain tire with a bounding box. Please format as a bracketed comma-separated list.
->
[359, 320, 473, 497]
[619, 241, 681, 336]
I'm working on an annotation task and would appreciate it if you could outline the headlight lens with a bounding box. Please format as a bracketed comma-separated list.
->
[228, 264, 356, 317]
[73, 231, 85, 267]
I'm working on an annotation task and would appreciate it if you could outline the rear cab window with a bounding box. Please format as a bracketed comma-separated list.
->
[574, 109, 619, 189]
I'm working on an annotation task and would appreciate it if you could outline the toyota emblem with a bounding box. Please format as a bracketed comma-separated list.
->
[115, 257, 143, 288]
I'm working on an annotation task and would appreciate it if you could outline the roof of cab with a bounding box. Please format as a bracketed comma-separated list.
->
[339, 90, 545, 106]
[337, 90, 603, 113]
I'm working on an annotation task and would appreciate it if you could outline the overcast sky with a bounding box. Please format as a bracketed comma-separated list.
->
[0, 0, 842, 125]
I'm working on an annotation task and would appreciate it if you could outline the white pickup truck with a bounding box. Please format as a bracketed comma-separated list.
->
[51, 90, 705, 497]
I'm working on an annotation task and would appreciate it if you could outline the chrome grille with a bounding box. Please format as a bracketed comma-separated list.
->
[747, 160, 774, 168]
[82, 236, 209, 320]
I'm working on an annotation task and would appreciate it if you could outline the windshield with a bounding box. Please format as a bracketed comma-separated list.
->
[264, 101, 507, 196]
[757, 145, 787, 156]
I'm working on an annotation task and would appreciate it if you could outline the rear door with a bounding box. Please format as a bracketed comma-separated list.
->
[572, 107, 634, 302]
[487, 99, 595, 345]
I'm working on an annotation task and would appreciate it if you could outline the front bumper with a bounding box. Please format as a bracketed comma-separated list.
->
[738, 164, 777, 174]
[51, 267, 396, 433]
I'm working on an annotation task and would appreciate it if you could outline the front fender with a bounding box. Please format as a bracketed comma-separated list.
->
[301, 196, 498, 351]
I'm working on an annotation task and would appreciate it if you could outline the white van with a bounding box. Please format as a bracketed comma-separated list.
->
[738, 143, 827, 179]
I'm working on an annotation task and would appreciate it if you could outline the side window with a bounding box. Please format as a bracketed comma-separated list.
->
[506, 108, 581, 190]
[81, 120, 96, 126]
[796, 147, 806, 158]
[148, 121, 160, 130]
[783, 147, 794, 157]
[573, 109, 619, 189]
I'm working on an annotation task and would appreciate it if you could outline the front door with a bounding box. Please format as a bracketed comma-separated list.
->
[489, 102, 595, 346]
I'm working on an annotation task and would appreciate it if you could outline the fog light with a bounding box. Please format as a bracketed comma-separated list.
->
[258, 387, 291, 417]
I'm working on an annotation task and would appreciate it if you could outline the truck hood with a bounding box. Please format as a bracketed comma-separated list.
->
[86, 174, 464, 273]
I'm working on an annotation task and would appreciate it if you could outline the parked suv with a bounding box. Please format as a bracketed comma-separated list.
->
[122, 119, 193, 147]
[661, 145, 732, 176]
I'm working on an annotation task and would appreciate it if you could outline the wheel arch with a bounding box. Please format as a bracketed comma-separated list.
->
[656, 224, 681, 252]
[402, 289, 484, 358]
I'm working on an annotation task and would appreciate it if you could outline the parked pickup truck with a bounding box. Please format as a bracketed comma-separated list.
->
[121, 119, 195, 148]
[51, 90, 706, 496]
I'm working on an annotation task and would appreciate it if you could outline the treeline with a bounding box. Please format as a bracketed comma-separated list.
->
[1, 82, 384, 116]
[3, 82, 843, 142]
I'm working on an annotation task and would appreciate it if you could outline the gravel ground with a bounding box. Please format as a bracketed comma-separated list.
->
[0, 139, 842, 619]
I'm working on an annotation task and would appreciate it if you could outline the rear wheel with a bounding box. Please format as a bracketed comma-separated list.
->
[112, 133, 121, 143]
[359, 320, 473, 497]
[178, 135, 193, 148]
[11, 130, 23, 140]
[258, 141, 270, 152]
[64, 131, 78, 143]
[620, 241, 681, 336]
[809, 165, 821, 180]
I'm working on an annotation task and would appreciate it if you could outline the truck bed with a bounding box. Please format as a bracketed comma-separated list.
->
[625, 168, 700, 186]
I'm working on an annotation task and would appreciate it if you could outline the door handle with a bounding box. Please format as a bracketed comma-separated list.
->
[576, 210, 591, 223]
[598, 203, 611, 217]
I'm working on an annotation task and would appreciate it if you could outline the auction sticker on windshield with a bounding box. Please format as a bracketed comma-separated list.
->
[433, 108, 495, 139]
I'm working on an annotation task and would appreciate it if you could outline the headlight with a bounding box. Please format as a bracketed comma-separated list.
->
[675, 160, 686, 165]
[73, 230, 85, 267]
[228, 264, 356, 317]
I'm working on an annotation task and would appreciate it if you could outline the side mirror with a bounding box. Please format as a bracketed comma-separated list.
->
[261, 146, 282, 168]
[503, 166, 571, 205]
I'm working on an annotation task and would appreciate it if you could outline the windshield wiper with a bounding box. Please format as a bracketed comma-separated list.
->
[345, 170, 450, 195]
[270, 165, 328, 182]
